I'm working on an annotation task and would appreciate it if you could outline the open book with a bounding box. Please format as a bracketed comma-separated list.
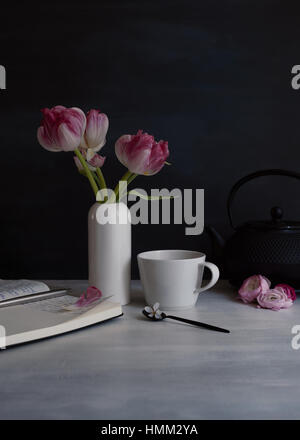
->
[0, 280, 122, 348]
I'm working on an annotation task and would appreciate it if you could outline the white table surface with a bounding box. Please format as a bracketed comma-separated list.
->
[0, 280, 300, 420]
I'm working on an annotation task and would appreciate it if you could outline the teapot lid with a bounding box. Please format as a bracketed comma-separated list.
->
[243, 207, 300, 231]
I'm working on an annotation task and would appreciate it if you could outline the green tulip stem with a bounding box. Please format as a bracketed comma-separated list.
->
[114, 170, 132, 202]
[96, 167, 107, 190]
[75, 148, 98, 197]
[91, 171, 101, 187]
[127, 173, 138, 187]
[117, 172, 138, 202]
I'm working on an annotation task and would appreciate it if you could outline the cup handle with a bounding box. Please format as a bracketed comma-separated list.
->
[194, 261, 220, 294]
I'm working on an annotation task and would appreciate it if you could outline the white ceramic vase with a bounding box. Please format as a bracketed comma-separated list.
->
[88, 202, 131, 305]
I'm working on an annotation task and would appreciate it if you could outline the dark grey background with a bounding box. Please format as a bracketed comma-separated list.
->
[1, 0, 300, 279]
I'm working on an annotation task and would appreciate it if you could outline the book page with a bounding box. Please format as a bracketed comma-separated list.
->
[0, 279, 49, 301]
[0, 303, 73, 336]
[0, 296, 88, 336]
[27, 294, 110, 315]
[27, 295, 85, 315]
[0, 295, 119, 338]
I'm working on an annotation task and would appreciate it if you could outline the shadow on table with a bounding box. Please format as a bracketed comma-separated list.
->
[130, 280, 238, 307]
[130, 283, 145, 307]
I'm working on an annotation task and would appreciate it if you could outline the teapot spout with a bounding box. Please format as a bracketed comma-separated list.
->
[205, 225, 225, 249]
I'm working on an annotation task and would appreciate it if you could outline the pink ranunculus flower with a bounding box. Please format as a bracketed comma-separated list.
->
[74, 148, 106, 172]
[238, 275, 271, 303]
[257, 287, 294, 311]
[37, 105, 86, 152]
[115, 129, 169, 175]
[275, 283, 296, 301]
[80, 109, 109, 162]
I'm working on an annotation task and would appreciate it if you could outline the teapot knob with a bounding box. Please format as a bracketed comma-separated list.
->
[271, 206, 283, 221]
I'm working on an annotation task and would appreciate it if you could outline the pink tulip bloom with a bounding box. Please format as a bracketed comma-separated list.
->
[257, 288, 294, 311]
[238, 275, 271, 303]
[37, 105, 86, 152]
[115, 130, 169, 175]
[80, 109, 109, 162]
[275, 283, 296, 301]
[74, 148, 106, 172]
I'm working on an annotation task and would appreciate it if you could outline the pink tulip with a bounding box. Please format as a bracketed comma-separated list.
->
[257, 287, 294, 311]
[37, 105, 86, 152]
[73, 109, 108, 172]
[115, 130, 169, 175]
[275, 283, 296, 301]
[80, 109, 108, 165]
[238, 275, 271, 303]
[81, 109, 108, 151]
[74, 148, 106, 172]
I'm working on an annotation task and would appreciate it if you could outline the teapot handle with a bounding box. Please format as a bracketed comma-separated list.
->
[227, 169, 300, 230]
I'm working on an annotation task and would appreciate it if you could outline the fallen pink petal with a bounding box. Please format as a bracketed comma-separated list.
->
[75, 286, 103, 307]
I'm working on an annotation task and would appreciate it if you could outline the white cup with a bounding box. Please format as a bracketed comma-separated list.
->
[137, 250, 220, 310]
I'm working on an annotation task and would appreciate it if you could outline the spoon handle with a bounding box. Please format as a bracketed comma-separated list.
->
[165, 314, 230, 334]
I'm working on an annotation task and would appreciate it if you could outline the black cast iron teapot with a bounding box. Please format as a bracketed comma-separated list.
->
[207, 169, 300, 288]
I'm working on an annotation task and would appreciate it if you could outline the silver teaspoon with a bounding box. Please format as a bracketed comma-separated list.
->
[143, 304, 230, 334]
